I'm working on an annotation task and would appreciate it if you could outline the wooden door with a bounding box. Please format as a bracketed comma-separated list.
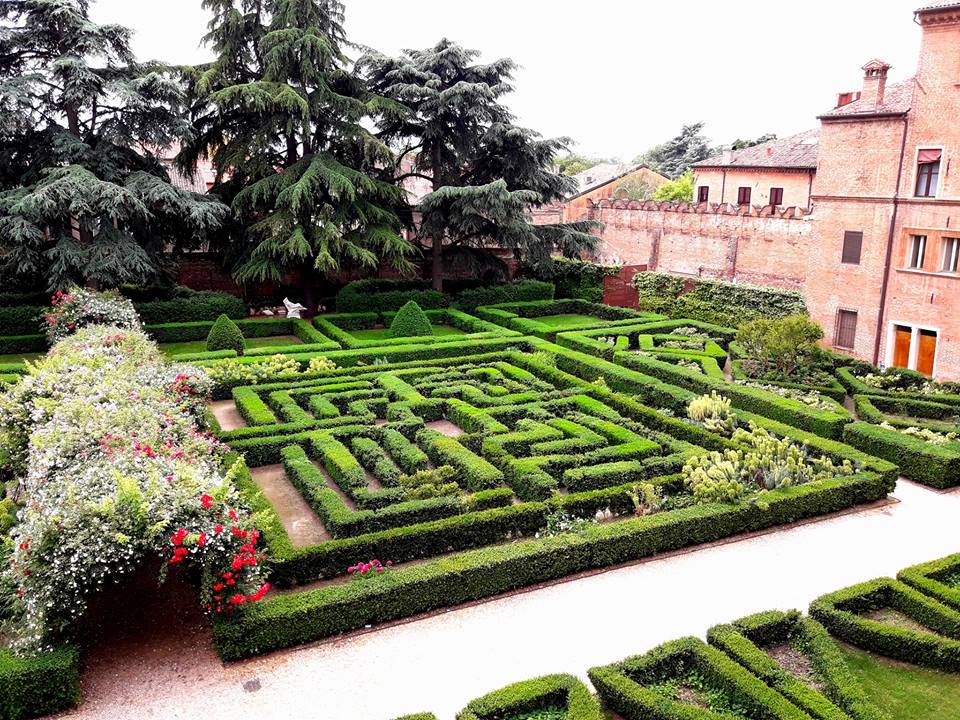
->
[917, 330, 938, 376]
[893, 327, 912, 368]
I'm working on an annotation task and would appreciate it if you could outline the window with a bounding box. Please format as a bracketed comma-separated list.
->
[908, 234, 927, 269]
[697, 186, 709, 203]
[737, 187, 752, 205]
[942, 237, 960, 272]
[915, 149, 941, 197]
[834, 310, 858, 349]
[841, 231, 863, 264]
[769, 187, 784, 206]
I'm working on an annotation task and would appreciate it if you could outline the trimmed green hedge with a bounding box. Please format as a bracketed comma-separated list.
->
[455, 280, 555, 312]
[588, 636, 810, 719]
[474, 298, 660, 340]
[0, 334, 46, 355]
[216, 466, 890, 658]
[809, 577, 960, 671]
[0, 306, 42, 337]
[841, 421, 960, 489]
[854, 394, 960, 434]
[898, 553, 960, 613]
[336, 279, 448, 313]
[731, 360, 848, 403]
[0, 646, 81, 719]
[457, 673, 603, 720]
[707, 610, 885, 720]
[134, 290, 246, 324]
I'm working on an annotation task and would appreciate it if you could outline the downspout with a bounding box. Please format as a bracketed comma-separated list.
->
[872, 116, 909, 365]
[720, 169, 727, 204]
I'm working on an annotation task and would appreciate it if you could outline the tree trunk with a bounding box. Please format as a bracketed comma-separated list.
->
[431, 238, 443, 291]
[300, 262, 322, 317]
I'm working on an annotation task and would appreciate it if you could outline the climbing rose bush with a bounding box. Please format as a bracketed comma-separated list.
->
[42, 286, 140, 344]
[0, 322, 267, 651]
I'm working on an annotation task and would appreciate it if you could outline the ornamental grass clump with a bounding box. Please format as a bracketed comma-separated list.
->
[687, 391, 736, 436]
[683, 423, 857, 505]
[205, 313, 245, 355]
[0, 317, 268, 652]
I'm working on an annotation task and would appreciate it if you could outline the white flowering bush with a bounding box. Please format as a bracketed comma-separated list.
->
[878, 422, 958, 445]
[687, 391, 736, 436]
[737, 381, 835, 411]
[42, 287, 140, 344]
[0, 323, 268, 651]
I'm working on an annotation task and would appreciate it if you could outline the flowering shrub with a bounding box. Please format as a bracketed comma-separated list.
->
[205, 353, 338, 392]
[42, 287, 140, 344]
[683, 424, 857, 504]
[0, 322, 267, 651]
[347, 559, 392, 578]
[307, 356, 337, 373]
[737, 381, 834, 411]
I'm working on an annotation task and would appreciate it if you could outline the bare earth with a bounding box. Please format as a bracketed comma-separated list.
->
[250, 464, 329, 545]
[208, 400, 247, 431]
[53, 479, 960, 720]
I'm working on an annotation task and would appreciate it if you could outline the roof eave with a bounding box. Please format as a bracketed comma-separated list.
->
[817, 110, 909, 121]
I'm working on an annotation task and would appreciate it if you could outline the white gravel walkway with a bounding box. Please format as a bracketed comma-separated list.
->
[58, 479, 960, 720]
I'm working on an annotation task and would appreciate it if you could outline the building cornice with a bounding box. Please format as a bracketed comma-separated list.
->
[694, 165, 815, 173]
[816, 111, 909, 122]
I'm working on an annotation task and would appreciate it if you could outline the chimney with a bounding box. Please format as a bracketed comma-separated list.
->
[720, 149, 733, 164]
[860, 59, 891, 110]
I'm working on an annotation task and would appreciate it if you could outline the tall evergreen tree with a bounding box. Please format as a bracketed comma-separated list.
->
[634, 122, 713, 179]
[0, 0, 228, 290]
[179, 0, 414, 305]
[359, 40, 598, 289]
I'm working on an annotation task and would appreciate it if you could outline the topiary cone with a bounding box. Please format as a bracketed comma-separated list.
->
[206, 313, 245, 355]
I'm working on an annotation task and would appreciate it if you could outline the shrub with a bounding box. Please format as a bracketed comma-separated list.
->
[42, 287, 140, 343]
[736, 315, 824, 377]
[336, 279, 448, 313]
[389, 301, 433, 338]
[206, 314, 245, 355]
[0, 645, 81, 718]
[454, 280, 555, 312]
[687, 391, 735, 436]
[457, 673, 603, 720]
[134, 290, 246, 324]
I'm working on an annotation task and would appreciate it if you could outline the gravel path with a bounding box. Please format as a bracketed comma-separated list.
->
[55, 479, 960, 720]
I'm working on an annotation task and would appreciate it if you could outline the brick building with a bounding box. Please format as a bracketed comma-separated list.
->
[545, 3, 960, 381]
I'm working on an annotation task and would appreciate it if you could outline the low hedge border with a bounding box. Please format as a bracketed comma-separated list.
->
[841, 421, 960, 489]
[836, 367, 960, 409]
[216, 467, 890, 659]
[474, 299, 661, 340]
[456, 673, 603, 720]
[809, 577, 960, 671]
[587, 636, 809, 720]
[853, 394, 960, 434]
[313, 309, 518, 350]
[146, 317, 338, 350]
[707, 610, 885, 720]
[731, 360, 848, 403]
[554, 319, 737, 359]
[898, 553, 960, 612]
[0, 645, 81, 719]
[0, 333, 46, 355]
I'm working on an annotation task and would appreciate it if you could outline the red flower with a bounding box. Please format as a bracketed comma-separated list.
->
[200, 494, 214, 509]
[214, 524, 224, 534]
[197, 532, 207, 548]
[170, 528, 189, 546]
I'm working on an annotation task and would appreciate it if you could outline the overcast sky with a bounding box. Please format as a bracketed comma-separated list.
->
[92, 0, 924, 160]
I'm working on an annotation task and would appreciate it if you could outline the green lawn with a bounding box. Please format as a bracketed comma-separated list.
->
[532, 313, 607, 330]
[0, 352, 43, 365]
[159, 335, 303, 356]
[349, 325, 467, 341]
[839, 644, 960, 718]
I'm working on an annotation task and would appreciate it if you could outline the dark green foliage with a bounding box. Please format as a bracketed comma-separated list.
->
[810, 578, 960, 672]
[206, 314, 245, 355]
[0, 2, 227, 289]
[707, 610, 886, 720]
[0, 306, 42, 337]
[633, 122, 713, 179]
[457, 674, 603, 720]
[336, 280, 448, 313]
[134, 291, 246, 324]
[455, 281, 555, 312]
[524, 258, 619, 302]
[634, 272, 807, 327]
[0, 334, 45, 355]
[899, 554, 960, 613]
[842, 421, 960, 489]
[0, 646, 81, 719]
[389, 302, 433, 338]
[180, 0, 414, 286]
[359, 40, 597, 287]
[736, 315, 824, 376]
[588, 636, 810, 719]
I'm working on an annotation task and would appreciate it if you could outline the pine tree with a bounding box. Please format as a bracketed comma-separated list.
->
[179, 0, 415, 308]
[0, 0, 228, 290]
[634, 123, 713, 180]
[358, 39, 599, 290]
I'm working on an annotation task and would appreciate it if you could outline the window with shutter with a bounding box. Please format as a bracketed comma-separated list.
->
[769, 187, 784, 206]
[908, 235, 927, 269]
[941, 237, 959, 272]
[841, 231, 863, 264]
[915, 149, 941, 197]
[737, 187, 751, 205]
[834, 310, 858, 349]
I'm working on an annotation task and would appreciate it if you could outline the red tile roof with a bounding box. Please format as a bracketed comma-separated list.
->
[694, 129, 819, 170]
[819, 78, 914, 118]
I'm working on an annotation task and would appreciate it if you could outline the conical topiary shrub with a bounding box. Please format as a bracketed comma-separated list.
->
[206, 314, 245, 355]
[389, 301, 433, 338]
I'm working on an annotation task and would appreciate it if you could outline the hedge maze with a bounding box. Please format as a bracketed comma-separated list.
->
[193, 306, 927, 662]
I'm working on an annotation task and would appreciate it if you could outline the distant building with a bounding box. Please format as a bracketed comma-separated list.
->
[692, 130, 819, 209]
[560, 163, 668, 223]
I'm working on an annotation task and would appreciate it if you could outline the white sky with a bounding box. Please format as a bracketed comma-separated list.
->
[92, 0, 924, 160]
